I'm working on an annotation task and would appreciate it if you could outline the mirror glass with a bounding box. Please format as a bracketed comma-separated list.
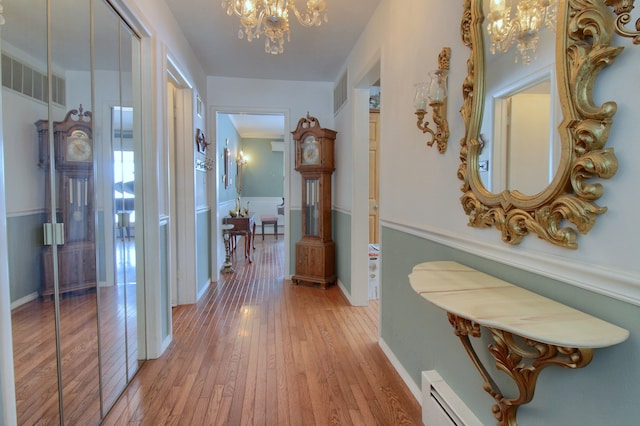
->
[3, 0, 144, 422]
[3, 1, 62, 423]
[479, 0, 559, 195]
[480, 73, 562, 195]
[459, 0, 620, 248]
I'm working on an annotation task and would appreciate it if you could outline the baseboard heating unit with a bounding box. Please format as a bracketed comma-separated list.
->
[422, 370, 482, 426]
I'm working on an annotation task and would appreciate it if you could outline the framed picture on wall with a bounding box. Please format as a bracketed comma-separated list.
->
[195, 128, 208, 153]
[223, 147, 230, 188]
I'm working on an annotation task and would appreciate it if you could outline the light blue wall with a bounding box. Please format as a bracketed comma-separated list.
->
[217, 114, 240, 203]
[7, 213, 45, 302]
[289, 209, 301, 276]
[239, 138, 283, 197]
[196, 209, 211, 293]
[333, 210, 351, 294]
[380, 226, 640, 426]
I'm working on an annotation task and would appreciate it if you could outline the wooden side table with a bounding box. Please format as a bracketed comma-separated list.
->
[223, 213, 255, 263]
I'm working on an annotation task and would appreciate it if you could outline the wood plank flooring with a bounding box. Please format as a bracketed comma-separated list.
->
[11, 282, 140, 425]
[104, 237, 422, 425]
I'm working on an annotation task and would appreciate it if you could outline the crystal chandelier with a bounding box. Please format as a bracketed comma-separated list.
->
[486, 0, 557, 64]
[221, 0, 328, 55]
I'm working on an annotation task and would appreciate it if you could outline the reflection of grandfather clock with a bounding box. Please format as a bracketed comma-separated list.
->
[36, 105, 96, 297]
[291, 114, 337, 288]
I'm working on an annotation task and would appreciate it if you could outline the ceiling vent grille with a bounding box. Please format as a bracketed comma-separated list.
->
[334, 69, 347, 114]
[1, 53, 65, 106]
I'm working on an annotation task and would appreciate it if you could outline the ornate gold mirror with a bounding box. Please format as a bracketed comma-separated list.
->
[458, 0, 628, 249]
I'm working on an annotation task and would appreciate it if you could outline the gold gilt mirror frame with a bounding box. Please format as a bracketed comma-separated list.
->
[458, 0, 624, 249]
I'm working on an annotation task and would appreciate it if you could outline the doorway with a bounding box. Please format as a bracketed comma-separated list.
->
[214, 111, 289, 276]
[368, 82, 381, 300]
[351, 59, 381, 307]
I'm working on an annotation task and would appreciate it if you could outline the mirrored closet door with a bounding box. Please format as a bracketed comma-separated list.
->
[2, 0, 144, 423]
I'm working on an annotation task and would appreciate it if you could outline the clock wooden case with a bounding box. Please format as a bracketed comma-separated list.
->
[291, 114, 337, 288]
[36, 105, 97, 297]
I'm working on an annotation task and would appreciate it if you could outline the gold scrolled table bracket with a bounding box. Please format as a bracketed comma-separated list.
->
[409, 261, 629, 426]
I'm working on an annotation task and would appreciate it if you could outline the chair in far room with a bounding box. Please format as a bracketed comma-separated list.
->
[260, 198, 284, 240]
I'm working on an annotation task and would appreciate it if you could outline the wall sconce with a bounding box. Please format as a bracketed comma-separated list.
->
[237, 149, 249, 166]
[414, 47, 451, 154]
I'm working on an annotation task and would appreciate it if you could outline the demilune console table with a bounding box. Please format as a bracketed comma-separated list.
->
[409, 261, 629, 426]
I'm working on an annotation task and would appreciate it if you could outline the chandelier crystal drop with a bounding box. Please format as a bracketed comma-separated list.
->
[221, 0, 328, 55]
[486, 0, 557, 64]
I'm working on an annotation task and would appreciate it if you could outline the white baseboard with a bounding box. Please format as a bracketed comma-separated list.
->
[10, 291, 38, 310]
[336, 279, 355, 305]
[379, 337, 422, 405]
[197, 279, 211, 301]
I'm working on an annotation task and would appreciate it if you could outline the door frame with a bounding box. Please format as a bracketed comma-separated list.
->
[166, 55, 197, 306]
[351, 58, 381, 307]
[211, 107, 291, 280]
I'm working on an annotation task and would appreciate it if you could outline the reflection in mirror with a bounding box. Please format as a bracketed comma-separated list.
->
[459, 0, 621, 248]
[481, 71, 560, 195]
[484, 0, 558, 64]
[480, 0, 559, 195]
[49, 1, 102, 422]
[4, 2, 62, 423]
[4, 0, 143, 423]
[93, 0, 142, 414]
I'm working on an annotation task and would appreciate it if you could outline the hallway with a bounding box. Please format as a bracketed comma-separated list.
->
[104, 237, 422, 425]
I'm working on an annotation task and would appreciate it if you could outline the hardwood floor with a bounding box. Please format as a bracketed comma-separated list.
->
[11, 282, 140, 425]
[104, 237, 422, 425]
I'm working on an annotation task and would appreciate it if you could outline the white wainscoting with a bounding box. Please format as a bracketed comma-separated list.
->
[240, 196, 285, 230]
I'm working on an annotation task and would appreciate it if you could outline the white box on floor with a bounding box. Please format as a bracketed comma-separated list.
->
[368, 244, 380, 299]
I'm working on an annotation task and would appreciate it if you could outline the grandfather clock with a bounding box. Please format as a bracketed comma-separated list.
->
[291, 114, 337, 288]
[36, 105, 97, 297]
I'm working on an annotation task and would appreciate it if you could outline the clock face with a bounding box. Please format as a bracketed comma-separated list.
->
[65, 130, 92, 162]
[301, 135, 320, 165]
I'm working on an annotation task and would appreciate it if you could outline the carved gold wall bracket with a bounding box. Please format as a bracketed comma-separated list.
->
[414, 47, 451, 154]
[448, 313, 595, 426]
[606, 0, 640, 43]
[411, 262, 629, 426]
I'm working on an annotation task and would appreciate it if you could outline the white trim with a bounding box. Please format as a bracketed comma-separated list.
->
[336, 278, 355, 305]
[197, 279, 211, 300]
[382, 219, 640, 307]
[5, 208, 45, 218]
[348, 52, 381, 308]
[378, 337, 422, 405]
[170, 66, 197, 305]
[212, 106, 291, 280]
[10, 292, 38, 310]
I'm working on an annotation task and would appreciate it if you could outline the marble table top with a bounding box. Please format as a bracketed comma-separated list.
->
[409, 261, 629, 348]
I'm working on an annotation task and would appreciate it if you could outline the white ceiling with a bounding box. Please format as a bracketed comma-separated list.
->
[164, 0, 382, 82]
[3, 1, 381, 139]
[226, 113, 286, 139]
[174, 1, 382, 138]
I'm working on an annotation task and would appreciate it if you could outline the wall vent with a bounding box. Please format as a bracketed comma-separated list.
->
[1, 53, 65, 106]
[422, 370, 482, 426]
[334, 69, 348, 114]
